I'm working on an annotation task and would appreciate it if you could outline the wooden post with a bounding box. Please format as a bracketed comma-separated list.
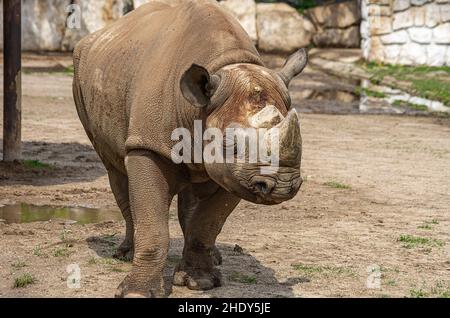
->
[3, 0, 22, 162]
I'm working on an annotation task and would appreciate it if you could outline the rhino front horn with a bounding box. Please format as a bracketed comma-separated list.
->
[278, 109, 302, 163]
[265, 109, 302, 165]
[278, 49, 308, 87]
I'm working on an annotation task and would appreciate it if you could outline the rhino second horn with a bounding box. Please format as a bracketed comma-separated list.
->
[249, 105, 285, 128]
[264, 109, 302, 163]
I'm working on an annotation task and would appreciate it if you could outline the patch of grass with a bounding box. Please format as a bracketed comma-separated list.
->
[292, 264, 355, 277]
[52, 247, 73, 257]
[355, 87, 387, 99]
[362, 62, 450, 105]
[229, 272, 257, 284]
[110, 267, 125, 273]
[13, 273, 36, 288]
[392, 100, 428, 111]
[418, 219, 439, 230]
[409, 282, 450, 298]
[431, 281, 450, 298]
[63, 65, 74, 76]
[324, 181, 351, 189]
[410, 288, 428, 298]
[33, 245, 45, 257]
[22, 159, 52, 169]
[411, 78, 450, 105]
[397, 235, 445, 249]
[386, 280, 397, 287]
[11, 261, 27, 269]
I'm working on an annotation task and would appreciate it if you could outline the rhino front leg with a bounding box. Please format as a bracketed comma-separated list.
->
[115, 150, 178, 298]
[107, 167, 134, 261]
[174, 182, 240, 290]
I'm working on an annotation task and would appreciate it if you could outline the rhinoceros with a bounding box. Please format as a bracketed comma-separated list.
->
[73, 0, 306, 297]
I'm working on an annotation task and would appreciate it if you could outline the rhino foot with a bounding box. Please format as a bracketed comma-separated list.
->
[115, 274, 166, 298]
[173, 263, 222, 291]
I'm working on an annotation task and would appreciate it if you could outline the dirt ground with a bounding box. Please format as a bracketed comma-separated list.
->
[0, 56, 449, 298]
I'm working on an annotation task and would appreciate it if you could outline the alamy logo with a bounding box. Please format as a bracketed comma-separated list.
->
[66, 4, 81, 30]
[171, 121, 280, 174]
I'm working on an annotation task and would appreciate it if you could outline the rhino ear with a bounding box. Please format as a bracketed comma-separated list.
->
[180, 64, 219, 108]
[278, 49, 308, 87]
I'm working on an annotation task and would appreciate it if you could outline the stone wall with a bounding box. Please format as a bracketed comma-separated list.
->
[0, 0, 129, 51]
[305, 1, 361, 48]
[0, 0, 360, 53]
[361, 0, 450, 66]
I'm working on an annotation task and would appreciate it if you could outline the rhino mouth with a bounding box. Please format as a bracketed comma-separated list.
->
[228, 165, 302, 205]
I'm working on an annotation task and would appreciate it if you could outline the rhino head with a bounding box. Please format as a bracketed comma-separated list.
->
[180, 49, 308, 205]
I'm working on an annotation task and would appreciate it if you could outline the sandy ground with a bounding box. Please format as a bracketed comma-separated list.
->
[0, 58, 449, 298]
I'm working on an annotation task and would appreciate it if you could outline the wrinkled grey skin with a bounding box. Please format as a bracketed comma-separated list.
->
[73, 0, 306, 297]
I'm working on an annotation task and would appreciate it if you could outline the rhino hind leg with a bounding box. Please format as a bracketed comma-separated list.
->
[174, 183, 240, 290]
[107, 167, 134, 261]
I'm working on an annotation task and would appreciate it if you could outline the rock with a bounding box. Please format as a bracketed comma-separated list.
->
[19, 0, 71, 51]
[425, 2, 441, 27]
[447, 46, 450, 66]
[380, 30, 409, 44]
[256, 3, 314, 53]
[412, 6, 426, 25]
[233, 244, 244, 253]
[369, 16, 393, 35]
[393, 9, 415, 30]
[62, 0, 127, 51]
[313, 26, 361, 48]
[367, 4, 392, 16]
[394, 0, 411, 12]
[384, 44, 402, 63]
[433, 23, 450, 43]
[427, 44, 447, 66]
[368, 0, 391, 5]
[367, 36, 385, 61]
[441, 4, 450, 23]
[220, 0, 257, 43]
[306, 0, 361, 29]
[411, 0, 430, 6]
[400, 42, 427, 64]
[408, 27, 433, 43]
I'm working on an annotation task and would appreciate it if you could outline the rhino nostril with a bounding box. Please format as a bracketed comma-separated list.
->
[252, 180, 275, 195]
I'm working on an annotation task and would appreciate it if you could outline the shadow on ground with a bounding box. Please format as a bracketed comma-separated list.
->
[86, 233, 298, 297]
[0, 140, 106, 186]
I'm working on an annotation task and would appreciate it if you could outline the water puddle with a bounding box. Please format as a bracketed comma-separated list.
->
[292, 71, 450, 115]
[0, 204, 123, 224]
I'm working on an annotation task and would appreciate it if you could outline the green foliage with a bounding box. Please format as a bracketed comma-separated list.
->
[292, 263, 355, 277]
[52, 247, 73, 257]
[397, 235, 445, 249]
[11, 261, 27, 269]
[13, 273, 36, 288]
[392, 100, 428, 111]
[324, 181, 351, 189]
[362, 62, 450, 105]
[355, 87, 387, 99]
[64, 65, 74, 76]
[22, 160, 52, 169]
[229, 272, 257, 284]
[410, 288, 428, 298]
[256, 0, 317, 12]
